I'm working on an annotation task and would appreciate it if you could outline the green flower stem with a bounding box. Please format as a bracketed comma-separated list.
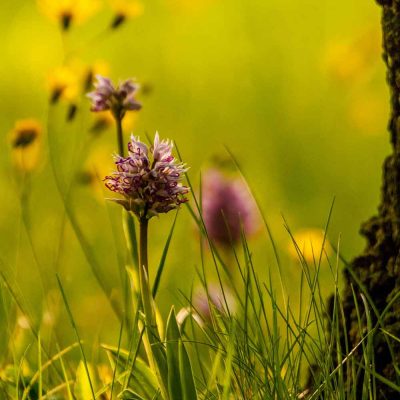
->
[139, 217, 149, 276]
[116, 115, 124, 157]
[138, 216, 170, 399]
[138, 215, 154, 330]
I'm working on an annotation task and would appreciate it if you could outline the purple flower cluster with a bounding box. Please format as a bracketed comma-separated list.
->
[104, 133, 189, 218]
[87, 75, 141, 118]
[202, 169, 259, 246]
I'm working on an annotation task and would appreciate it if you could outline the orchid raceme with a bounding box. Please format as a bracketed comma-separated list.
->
[87, 75, 141, 118]
[104, 133, 189, 218]
[202, 169, 259, 246]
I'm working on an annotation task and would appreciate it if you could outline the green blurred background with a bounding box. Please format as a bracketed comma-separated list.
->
[0, 0, 389, 345]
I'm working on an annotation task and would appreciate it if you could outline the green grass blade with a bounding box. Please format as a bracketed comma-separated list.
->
[74, 361, 97, 400]
[22, 342, 80, 400]
[123, 212, 139, 269]
[110, 317, 124, 400]
[152, 212, 178, 298]
[56, 274, 96, 400]
[221, 322, 235, 400]
[102, 345, 158, 398]
[119, 388, 147, 399]
[38, 332, 42, 400]
[178, 339, 197, 400]
[166, 307, 183, 400]
[47, 108, 122, 321]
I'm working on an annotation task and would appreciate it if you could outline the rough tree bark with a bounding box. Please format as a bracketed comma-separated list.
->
[336, 1, 400, 398]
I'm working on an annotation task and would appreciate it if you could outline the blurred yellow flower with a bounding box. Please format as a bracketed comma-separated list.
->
[48, 60, 110, 105]
[90, 109, 138, 134]
[37, 0, 102, 30]
[47, 63, 83, 103]
[288, 228, 331, 263]
[9, 119, 42, 172]
[83, 60, 110, 91]
[348, 91, 387, 135]
[78, 145, 115, 201]
[323, 28, 380, 82]
[108, 0, 144, 28]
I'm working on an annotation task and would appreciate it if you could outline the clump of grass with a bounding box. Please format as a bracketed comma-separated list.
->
[3, 94, 400, 398]
[2, 151, 399, 399]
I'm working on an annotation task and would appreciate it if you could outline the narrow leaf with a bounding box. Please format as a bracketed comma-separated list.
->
[179, 340, 197, 400]
[166, 307, 182, 400]
[74, 361, 97, 400]
[119, 388, 147, 399]
[102, 345, 158, 399]
[152, 213, 178, 298]
[123, 212, 139, 268]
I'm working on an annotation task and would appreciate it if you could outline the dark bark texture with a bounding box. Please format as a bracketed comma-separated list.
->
[335, 1, 400, 398]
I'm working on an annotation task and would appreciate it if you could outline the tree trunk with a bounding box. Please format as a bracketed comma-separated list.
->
[337, 1, 400, 397]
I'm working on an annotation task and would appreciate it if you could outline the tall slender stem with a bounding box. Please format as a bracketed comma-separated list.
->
[137, 215, 169, 399]
[139, 217, 149, 275]
[116, 115, 124, 157]
[138, 215, 153, 323]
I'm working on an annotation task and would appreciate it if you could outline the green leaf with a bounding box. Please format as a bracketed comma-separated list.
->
[166, 307, 182, 400]
[179, 340, 197, 400]
[206, 346, 223, 393]
[123, 212, 139, 269]
[222, 322, 236, 400]
[74, 361, 97, 400]
[102, 344, 158, 399]
[138, 263, 169, 398]
[118, 388, 147, 400]
[57, 275, 96, 400]
[152, 213, 178, 298]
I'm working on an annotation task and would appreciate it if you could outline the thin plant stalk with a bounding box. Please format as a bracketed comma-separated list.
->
[138, 216, 154, 326]
[139, 217, 168, 399]
[139, 217, 149, 276]
[138, 215, 169, 399]
[115, 115, 124, 157]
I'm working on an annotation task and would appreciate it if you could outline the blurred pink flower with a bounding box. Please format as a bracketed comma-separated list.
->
[176, 284, 236, 327]
[193, 284, 236, 322]
[202, 169, 259, 246]
[104, 133, 189, 218]
[87, 75, 141, 117]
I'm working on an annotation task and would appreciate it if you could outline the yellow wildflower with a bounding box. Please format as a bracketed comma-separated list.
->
[90, 109, 138, 134]
[9, 119, 42, 172]
[37, 0, 101, 30]
[322, 28, 380, 82]
[288, 228, 331, 263]
[78, 145, 115, 201]
[83, 60, 110, 91]
[47, 63, 83, 103]
[108, 0, 144, 28]
[48, 60, 109, 104]
[348, 91, 387, 135]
